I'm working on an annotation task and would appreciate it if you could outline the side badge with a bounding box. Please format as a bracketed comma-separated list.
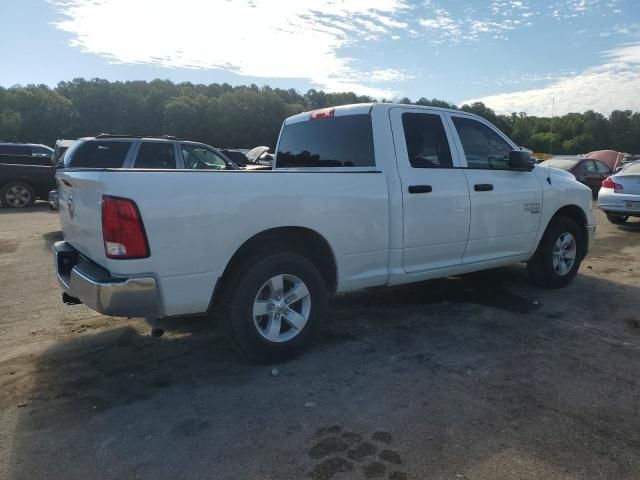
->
[524, 201, 541, 214]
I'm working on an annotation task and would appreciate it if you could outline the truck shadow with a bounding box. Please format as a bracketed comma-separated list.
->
[41, 230, 63, 250]
[6, 268, 640, 479]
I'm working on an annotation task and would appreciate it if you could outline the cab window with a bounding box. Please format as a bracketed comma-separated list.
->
[401, 113, 452, 168]
[452, 117, 512, 169]
[276, 114, 374, 168]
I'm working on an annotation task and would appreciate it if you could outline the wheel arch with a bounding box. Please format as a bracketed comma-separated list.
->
[548, 204, 589, 259]
[211, 226, 338, 311]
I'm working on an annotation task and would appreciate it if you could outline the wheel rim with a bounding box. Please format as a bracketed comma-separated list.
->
[253, 274, 311, 343]
[5, 185, 31, 207]
[552, 232, 577, 276]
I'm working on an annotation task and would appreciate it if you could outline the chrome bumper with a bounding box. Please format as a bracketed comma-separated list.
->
[53, 241, 163, 317]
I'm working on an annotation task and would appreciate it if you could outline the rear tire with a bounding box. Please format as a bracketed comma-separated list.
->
[606, 213, 628, 225]
[527, 216, 583, 289]
[0, 181, 35, 208]
[220, 252, 327, 363]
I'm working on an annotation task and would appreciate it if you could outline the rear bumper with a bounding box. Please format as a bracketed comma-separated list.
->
[53, 241, 163, 318]
[598, 190, 640, 217]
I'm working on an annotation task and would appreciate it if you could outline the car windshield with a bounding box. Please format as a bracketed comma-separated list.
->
[540, 159, 580, 171]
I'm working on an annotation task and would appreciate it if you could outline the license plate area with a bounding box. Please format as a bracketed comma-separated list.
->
[624, 201, 640, 209]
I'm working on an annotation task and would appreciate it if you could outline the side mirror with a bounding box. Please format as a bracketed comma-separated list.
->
[509, 150, 535, 171]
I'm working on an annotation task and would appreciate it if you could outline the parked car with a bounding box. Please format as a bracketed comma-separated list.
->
[245, 146, 274, 166]
[219, 147, 272, 170]
[53, 103, 595, 362]
[598, 160, 640, 224]
[53, 139, 77, 165]
[0, 143, 56, 207]
[0, 142, 54, 165]
[539, 156, 612, 196]
[219, 148, 250, 165]
[59, 134, 239, 170]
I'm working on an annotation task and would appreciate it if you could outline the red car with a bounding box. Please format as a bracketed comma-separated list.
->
[539, 156, 612, 196]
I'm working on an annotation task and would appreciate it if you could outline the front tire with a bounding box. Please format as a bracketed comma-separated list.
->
[1, 181, 35, 208]
[527, 216, 583, 288]
[606, 213, 628, 225]
[221, 252, 328, 363]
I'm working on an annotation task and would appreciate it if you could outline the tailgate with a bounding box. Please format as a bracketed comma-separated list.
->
[616, 175, 640, 195]
[56, 170, 107, 264]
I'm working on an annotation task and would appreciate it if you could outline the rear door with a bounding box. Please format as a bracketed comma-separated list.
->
[582, 160, 609, 191]
[447, 113, 542, 264]
[390, 107, 470, 273]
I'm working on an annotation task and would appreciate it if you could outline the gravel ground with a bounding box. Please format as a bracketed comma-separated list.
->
[1, 202, 639, 480]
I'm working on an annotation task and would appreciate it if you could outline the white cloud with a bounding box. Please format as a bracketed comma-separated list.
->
[418, 1, 532, 43]
[461, 43, 640, 115]
[51, 0, 410, 96]
[369, 68, 414, 82]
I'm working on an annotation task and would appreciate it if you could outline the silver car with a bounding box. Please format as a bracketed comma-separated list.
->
[598, 161, 640, 224]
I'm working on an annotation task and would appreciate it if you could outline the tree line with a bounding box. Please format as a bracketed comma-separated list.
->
[0, 78, 638, 154]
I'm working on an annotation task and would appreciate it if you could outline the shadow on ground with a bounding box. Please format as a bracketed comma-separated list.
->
[0, 202, 52, 215]
[5, 266, 640, 480]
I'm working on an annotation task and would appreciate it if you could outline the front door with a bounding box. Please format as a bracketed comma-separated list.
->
[447, 113, 543, 264]
[390, 108, 471, 273]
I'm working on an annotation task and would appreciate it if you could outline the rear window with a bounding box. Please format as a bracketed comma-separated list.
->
[276, 114, 375, 168]
[67, 141, 133, 168]
[623, 162, 640, 174]
[542, 159, 580, 171]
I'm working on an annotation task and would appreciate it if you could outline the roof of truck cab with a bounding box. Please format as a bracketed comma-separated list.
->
[284, 102, 485, 125]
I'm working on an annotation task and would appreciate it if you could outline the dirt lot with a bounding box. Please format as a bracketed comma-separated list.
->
[0, 203, 639, 480]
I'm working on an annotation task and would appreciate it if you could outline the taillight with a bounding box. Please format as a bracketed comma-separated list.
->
[310, 108, 335, 120]
[101, 196, 149, 259]
[602, 177, 623, 191]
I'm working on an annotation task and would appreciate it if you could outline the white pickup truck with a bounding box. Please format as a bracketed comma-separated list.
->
[54, 103, 595, 362]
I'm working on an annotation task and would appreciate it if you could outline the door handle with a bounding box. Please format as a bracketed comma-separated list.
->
[408, 185, 433, 194]
[474, 184, 493, 192]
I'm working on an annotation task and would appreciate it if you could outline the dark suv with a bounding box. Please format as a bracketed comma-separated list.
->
[0, 143, 56, 208]
[62, 135, 238, 170]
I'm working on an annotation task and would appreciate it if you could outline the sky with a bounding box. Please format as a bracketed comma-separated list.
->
[1, 0, 639, 116]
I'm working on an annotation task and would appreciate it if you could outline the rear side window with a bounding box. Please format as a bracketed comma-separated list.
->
[594, 161, 611, 174]
[401, 113, 452, 168]
[30, 146, 52, 158]
[134, 142, 176, 169]
[276, 114, 374, 168]
[584, 160, 598, 173]
[67, 141, 132, 168]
